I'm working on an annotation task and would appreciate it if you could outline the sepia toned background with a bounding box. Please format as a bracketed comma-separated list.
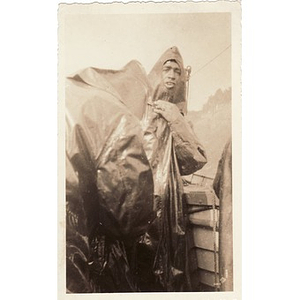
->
[58, 2, 241, 299]
[2, 0, 300, 300]
[64, 13, 231, 112]
[62, 10, 232, 179]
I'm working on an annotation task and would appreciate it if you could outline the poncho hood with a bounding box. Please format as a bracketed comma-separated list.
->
[148, 46, 187, 114]
[67, 60, 150, 120]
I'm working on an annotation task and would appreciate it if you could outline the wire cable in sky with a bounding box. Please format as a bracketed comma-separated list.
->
[191, 44, 231, 78]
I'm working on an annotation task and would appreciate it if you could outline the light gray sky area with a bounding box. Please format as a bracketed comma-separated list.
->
[64, 13, 231, 111]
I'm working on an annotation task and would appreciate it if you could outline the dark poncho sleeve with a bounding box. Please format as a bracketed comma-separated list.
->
[169, 114, 207, 175]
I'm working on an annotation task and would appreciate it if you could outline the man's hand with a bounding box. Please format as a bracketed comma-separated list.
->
[153, 100, 182, 123]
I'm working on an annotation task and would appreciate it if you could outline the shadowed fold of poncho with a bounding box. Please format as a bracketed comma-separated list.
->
[139, 46, 207, 291]
[65, 61, 155, 293]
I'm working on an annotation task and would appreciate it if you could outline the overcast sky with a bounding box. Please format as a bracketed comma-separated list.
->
[63, 12, 231, 111]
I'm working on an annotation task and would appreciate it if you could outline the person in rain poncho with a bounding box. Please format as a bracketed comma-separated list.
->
[138, 46, 207, 292]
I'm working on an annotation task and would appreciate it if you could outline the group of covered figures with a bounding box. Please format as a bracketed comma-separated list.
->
[66, 46, 231, 293]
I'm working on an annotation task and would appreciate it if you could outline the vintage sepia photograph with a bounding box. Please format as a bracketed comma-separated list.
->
[58, 1, 241, 298]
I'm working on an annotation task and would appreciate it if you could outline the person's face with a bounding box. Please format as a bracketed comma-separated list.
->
[162, 60, 181, 90]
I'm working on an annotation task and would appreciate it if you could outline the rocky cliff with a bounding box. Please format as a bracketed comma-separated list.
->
[187, 88, 232, 179]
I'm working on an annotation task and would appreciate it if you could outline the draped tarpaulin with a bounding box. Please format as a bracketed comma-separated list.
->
[65, 61, 155, 292]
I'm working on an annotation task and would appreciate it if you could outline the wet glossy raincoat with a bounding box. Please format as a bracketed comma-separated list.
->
[65, 61, 155, 292]
[65, 48, 207, 293]
[139, 47, 207, 291]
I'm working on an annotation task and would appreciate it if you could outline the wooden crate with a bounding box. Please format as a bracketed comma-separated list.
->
[185, 184, 220, 291]
[191, 268, 219, 289]
[189, 209, 219, 228]
[184, 185, 219, 206]
[192, 226, 219, 251]
[195, 248, 219, 273]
